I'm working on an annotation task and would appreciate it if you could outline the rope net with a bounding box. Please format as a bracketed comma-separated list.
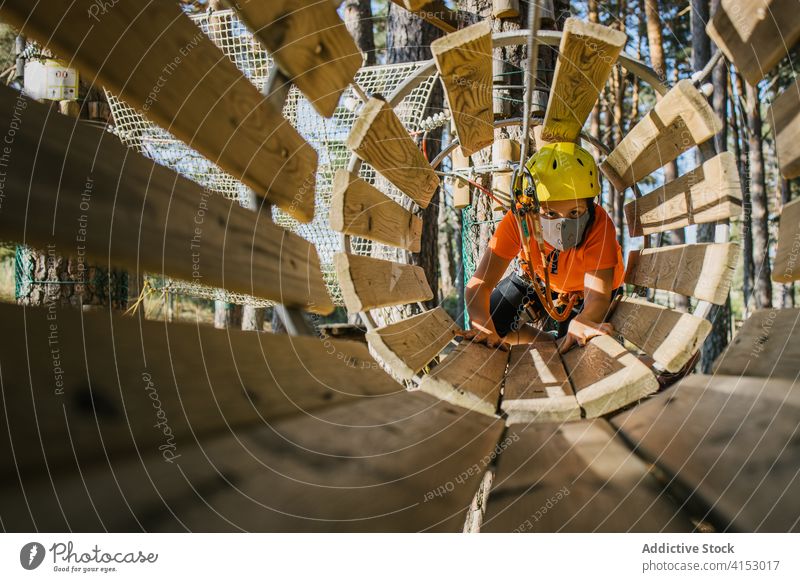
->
[104, 8, 436, 307]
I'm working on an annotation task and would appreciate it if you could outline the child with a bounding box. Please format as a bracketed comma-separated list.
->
[465, 142, 624, 353]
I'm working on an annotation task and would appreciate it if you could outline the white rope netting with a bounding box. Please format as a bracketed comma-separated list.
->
[104, 8, 436, 307]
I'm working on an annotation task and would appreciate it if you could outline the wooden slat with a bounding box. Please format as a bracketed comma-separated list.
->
[390, 0, 460, 33]
[346, 96, 440, 209]
[418, 340, 508, 416]
[0, 85, 333, 313]
[329, 170, 422, 252]
[451, 147, 472, 209]
[612, 374, 800, 532]
[491, 139, 518, 210]
[773, 198, 800, 282]
[611, 297, 711, 373]
[600, 80, 722, 190]
[626, 243, 739, 305]
[227, 0, 361, 118]
[334, 253, 433, 313]
[707, 0, 800, 86]
[561, 335, 658, 418]
[366, 307, 458, 380]
[481, 420, 694, 532]
[431, 21, 494, 155]
[0, 302, 401, 478]
[713, 308, 800, 379]
[541, 18, 627, 143]
[0, 1, 318, 223]
[624, 151, 743, 237]
[502, 342, 581, 424]
[768, 79, 800, 179]
[1, 390, 504, 532]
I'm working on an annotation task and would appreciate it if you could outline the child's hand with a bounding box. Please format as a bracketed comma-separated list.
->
[557, 314, 614, 354]
[455, 327, 510, 351]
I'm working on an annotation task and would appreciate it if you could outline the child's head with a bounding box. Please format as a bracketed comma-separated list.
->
[524, 142, 599, 203]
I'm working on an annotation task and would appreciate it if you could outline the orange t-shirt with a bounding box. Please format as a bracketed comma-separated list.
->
[488, 206, 625, 293]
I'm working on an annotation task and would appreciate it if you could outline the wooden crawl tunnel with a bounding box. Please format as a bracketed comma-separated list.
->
[0, 0, 797, 532]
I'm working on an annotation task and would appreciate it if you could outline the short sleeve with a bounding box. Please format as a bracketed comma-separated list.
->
[583, 207, 621, 271]
[488, 211, 522, 260]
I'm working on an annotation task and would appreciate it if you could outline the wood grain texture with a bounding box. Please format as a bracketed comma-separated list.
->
[0, 0, 318, 223]
[431, 21, 494, 155]
[502, 342, 581, 424]
[0, 302, 401, 478]
[600, 80, 722, 190]
[481, 420, 694, 532]
[0, 85, 333, 313]
[226, 0, 361, 118]
[707, 0, 800, 85]
[347, 96, 440, 208]
[713, 308, 800, 379]
[768, 79, 800, 179]
[491, 139, 518, 210]
[611, 297, 712, 373]
[418, 340, 509, 416]
[329, 170, 422, 252]
[1, 391, 504, 532]
[492, 0, 520, 18]
[541, 18, 627, 143]
[624, 151, 743, 237]
[561, 335, 659, 418]
[334, 253, 433, 313]
[773, 198, 800, 282]
[366, 307, 458, 379]
[626, 243, 739, 305]
[390, 0, 459, 33]
[612, 374, 800, 532]
[451, 147, 472, 209]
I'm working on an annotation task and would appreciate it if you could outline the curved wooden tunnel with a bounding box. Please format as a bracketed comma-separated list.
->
[0, 0, 798, 533]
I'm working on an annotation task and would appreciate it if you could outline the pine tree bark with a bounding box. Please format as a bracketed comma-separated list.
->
[780, 178, 795, 308]
[745, 81, 772, 308]
[343, 0, 376, 66]
[733, 74, 755, 310]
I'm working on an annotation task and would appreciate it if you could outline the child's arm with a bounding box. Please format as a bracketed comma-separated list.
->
[557, 267, 616, 353]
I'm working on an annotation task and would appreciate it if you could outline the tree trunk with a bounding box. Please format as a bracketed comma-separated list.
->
[387, 3, 445, 309]
[732, 73, 754, 311]
[780, 178, 796, 308]
[745, 81, 773, 308]
[343, 0, 376, 66]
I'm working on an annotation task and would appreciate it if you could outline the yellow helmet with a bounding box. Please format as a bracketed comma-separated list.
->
[522, 142, 599, 202]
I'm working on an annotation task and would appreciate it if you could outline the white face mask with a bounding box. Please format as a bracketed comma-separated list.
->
[540, 211, 591, 251]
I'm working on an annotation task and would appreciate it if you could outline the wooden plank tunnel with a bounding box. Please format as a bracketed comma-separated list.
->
[481, 421, 695, 532]
[624, 151, 743, 237]
[0, 85, 333, 314]
[0, 302, 399, 477]
[612, 374, 800, 532]
[713, 308, 800, 379]
[365, 307, 458, 380]
[540, 18, 627, 144]
[502, 341, 581, 424]
[768, 79, 800, 180]
[347, 96, 440, 209]
[431, 20, 494, 155]
[329, 170, 423, 252]
[226, 0, 362, 118]
[773, 198, 800, 283]
[601, 79, 723, 191]
[2, 386, 504, 532]
[0, 0, 318, 223]
[707, 0, 800, 86]
[626, 242, 740, 305]
[334, 253, 433, 313]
